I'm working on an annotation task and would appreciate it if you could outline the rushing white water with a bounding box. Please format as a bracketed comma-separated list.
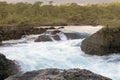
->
[58, 32, 68, 41]
[0, 26, 120, 80]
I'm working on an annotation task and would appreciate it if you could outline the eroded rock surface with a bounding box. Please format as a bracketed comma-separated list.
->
[35, 35, 52, 42]
[0, 26, 46, 41]
[5, 68, 111, 80]
[0, 53, 19, 80]
[81, 27, 120, 55]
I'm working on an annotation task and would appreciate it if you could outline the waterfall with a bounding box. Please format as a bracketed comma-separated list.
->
[58, 32, 68, 41]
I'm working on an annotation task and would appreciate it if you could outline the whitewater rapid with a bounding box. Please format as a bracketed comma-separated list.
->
[0, 26, 120, 80]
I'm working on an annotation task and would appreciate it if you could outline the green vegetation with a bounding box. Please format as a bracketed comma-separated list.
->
[0, 1, 120, 27]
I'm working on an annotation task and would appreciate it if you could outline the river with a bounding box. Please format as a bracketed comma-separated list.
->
[0, 26, 120, 80]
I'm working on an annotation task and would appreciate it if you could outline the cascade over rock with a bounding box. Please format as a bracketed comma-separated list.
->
[35, 30, 89, 42]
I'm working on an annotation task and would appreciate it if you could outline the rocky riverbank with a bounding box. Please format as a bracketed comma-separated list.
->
[0, 25, 89, 43]
[81, 26, 120, 55]
[0, 25, 66, 44]
[0, 25, 116, 80]
[0, 26, 46, 41]
[0, 53, 112, 80]
[0, 53, 19, 80]
[6, 68, 111, 80]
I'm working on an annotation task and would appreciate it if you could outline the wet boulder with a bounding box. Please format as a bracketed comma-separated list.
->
[0, 53, 19, 80]
[51, 30, 61, 35]
[35, 34, 61, 42]
[35, 30, 62, 42]
[35, 35, 52, 42]
[5, 68, 111, 80]
[52, 34, 61, 41]
[81, 27, 120, 55]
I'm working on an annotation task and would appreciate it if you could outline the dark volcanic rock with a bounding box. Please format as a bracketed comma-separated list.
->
[35, 30, 62, 42]
[35, 34, 61, 42]
[0, 26, 46, 41]
[0, 53, 19, 80]
[51, 30, 61, 35]
[52, 34, 61, 41]
[35, 35, 52, 42]
[5, 68, 111, 80]
[81, 27, 120, 55]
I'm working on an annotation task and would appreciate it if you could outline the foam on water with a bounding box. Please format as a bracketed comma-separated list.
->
[58, 32, 68, 41]
[0, 26, 120, 80]
[2, 34, 40, 44]
[0, 39, 120, 80]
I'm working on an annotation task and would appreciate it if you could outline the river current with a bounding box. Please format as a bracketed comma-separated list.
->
[0, 26, 120, 80]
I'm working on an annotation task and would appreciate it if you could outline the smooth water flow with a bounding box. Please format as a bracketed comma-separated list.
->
[0, 26, 120, 80]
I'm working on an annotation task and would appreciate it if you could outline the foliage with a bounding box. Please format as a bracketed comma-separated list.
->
[0, 1, 120, 27]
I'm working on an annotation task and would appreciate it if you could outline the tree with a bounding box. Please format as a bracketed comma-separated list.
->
[49, 1, 53, 5]
[34, 1, 43, 6]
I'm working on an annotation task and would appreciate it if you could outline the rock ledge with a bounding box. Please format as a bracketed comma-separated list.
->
[5, 68, 111, 80]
